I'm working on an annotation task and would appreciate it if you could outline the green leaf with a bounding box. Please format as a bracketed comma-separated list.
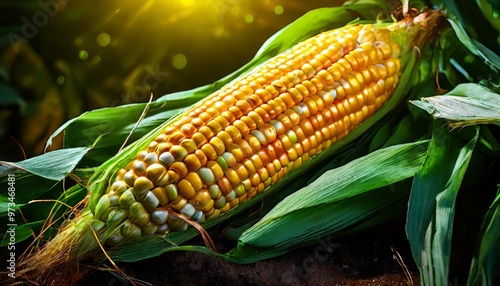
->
[0, 146, 91, 181]
[471, 38, 500, 70]
[447, 19, 483, 58]
[447, 17, 500, 71]
[467, 190, 500, 286]
[221, 140, 428, 263]
[0, 173, 61, 205]
[406, 125, 479, 286]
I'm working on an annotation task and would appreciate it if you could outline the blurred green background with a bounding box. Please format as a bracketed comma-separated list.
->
[0, 0, 351, 161]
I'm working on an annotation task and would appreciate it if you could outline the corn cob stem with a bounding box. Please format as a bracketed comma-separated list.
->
[14, 9, 446, 285]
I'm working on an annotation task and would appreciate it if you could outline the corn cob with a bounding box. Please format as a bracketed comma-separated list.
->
[96, 23, 402, 245]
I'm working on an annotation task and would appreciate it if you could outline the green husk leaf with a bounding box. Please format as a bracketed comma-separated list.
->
[220, 141, 427, 263]
[0, 173, 60, 204]
[247, 143, 428, 234]
[406, 125, 479, 286]
[222, 188, 411, 263]
[410, 83, 500, 127]
[0, 146, 91, 181]
[467, 190, 500, 286]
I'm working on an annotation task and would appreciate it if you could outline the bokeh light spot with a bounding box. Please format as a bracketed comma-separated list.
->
[172, 54, 187, 70]
[79, 50, 88, 60]
[56, 75, 65, 85]
[274, 5, 284, 15]
[92, 55, 102, 65]
[245, 14, 254, 23]
[97, 33, 111, 47]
